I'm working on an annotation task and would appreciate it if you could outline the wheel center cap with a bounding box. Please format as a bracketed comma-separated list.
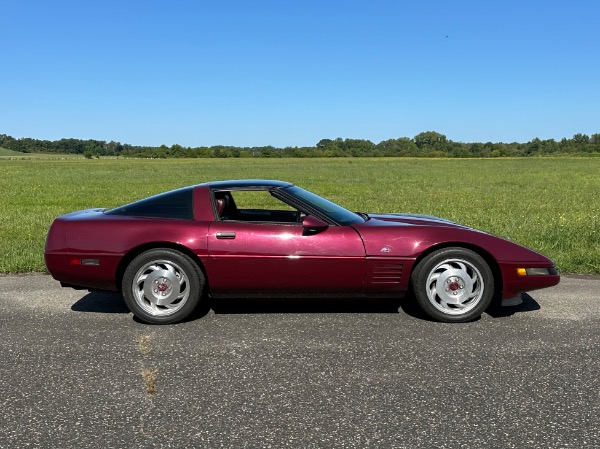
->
[449, 282, 460, 291]
[157, 282, 169, 292]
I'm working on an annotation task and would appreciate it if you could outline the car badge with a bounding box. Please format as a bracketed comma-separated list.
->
[381, 246, 391, 253]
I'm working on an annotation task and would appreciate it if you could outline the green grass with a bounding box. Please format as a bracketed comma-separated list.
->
[0, 147, 32, 157]
[0, 158, 598, 274]
[0, 147, 83, 159]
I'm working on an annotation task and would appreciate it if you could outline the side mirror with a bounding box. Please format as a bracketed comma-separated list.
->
[302, 215, 329, 235]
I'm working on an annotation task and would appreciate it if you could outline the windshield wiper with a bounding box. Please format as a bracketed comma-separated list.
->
[355, 212, 370, 222]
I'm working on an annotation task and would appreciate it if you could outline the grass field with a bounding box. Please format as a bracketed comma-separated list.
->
[0, 147, 83, 159]
[0, 157, 598, 274]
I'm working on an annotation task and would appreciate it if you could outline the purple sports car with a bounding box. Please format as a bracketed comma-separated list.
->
[45, 180, 559, 324]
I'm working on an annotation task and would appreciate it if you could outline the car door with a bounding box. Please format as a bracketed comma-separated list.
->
[206, 191, 366, 296]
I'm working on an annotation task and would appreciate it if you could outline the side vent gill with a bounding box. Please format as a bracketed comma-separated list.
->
[367, 262, 404, 285]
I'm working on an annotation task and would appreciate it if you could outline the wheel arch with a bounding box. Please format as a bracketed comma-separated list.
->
[115, 242, 209, 293]
[410, 242, 503, 303]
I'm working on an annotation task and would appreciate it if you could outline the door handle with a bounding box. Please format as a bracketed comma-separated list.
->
[216, 232, 236, 239]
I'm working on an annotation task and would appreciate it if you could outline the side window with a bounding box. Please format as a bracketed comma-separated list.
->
[106, 187, 194, 219]
[233, 191, 296, 212]
[215, 190, 301, 223]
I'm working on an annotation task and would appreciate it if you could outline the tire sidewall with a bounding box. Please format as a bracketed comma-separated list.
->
[411, 247, 494, 323]
[122, 249, 204, 324]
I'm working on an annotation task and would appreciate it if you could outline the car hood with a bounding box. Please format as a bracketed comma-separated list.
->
[352, 212, 550, 262]
[365, 213, 473, 230]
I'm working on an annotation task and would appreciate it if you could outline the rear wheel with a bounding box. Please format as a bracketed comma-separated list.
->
[411, 247, 494, 322]
[122, 249, 204, 324]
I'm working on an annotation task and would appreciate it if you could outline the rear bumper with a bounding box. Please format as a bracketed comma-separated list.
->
[45, 252, 120, 291]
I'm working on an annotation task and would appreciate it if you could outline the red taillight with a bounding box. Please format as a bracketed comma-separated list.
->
[69, 258, 99, 266]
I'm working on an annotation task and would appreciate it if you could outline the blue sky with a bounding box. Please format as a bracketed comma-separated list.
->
[2, 0, 599, 147]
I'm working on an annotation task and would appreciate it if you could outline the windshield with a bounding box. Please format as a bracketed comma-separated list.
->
[283, 186, 365, 225]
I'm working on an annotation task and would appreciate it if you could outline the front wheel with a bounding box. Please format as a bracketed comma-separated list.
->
[122, 249, 205, 324]
[411, 248, 494, 323]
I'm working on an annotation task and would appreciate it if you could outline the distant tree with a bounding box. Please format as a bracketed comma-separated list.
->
[589, 134, 600, 154]
[191, 147, 212, 158]
[106, 141, 123, 156]
[341, 139, 375, 157]
[377, 138, 417, 156]
[316, 139, 334, 149]
[525, 138, 542, 156]
[169, 144, 186, 157]
[450, 144, 472, 158]
[469, 142, 489, 157]
[573, 133, 590, 144]
[414, 131, 447, 149]
[1, 131, 599, 159]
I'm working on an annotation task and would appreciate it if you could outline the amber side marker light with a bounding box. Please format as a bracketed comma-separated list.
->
[517, 267, 556, 276]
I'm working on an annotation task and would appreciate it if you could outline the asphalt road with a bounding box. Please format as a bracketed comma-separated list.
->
[1, 275, 599, 449]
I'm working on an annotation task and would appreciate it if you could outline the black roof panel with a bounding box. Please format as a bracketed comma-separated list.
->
[206, 179, 293, 190]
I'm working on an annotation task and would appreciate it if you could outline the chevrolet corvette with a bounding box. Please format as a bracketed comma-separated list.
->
[45, 180, 560, 324]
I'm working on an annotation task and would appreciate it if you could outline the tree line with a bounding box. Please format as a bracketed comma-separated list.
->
[1, 131, 599, 159]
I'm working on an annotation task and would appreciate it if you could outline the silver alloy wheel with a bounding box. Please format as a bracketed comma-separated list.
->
[425, 258, 484, 315]
[131, 259, 190, 317]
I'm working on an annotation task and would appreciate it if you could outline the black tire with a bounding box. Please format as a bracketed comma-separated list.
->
[410, 247, 494, 323]
[122, 249, 205, 324]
